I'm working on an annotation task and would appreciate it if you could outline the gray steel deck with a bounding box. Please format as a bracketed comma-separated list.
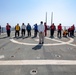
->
[0, 31, 76, 75]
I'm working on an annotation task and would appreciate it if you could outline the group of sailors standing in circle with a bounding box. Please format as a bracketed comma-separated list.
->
[5, 21, 75, 44]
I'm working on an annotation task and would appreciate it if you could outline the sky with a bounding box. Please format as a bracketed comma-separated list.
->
[0, 0, 76, 27]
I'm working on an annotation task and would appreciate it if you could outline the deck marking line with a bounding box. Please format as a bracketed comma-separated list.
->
[10, 37, 75, 46]
[0, 60, 76, 65]
[10, 39, 66, 46]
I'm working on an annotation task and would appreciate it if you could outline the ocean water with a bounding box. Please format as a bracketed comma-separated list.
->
[1, 27, 14, 33]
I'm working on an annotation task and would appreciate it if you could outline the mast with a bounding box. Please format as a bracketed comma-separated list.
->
[50, 12, 53, 37]
[51, 12, 53, 25]
[45, 12, 47, 24]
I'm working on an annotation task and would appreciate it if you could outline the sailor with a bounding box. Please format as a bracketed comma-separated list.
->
[34, 23, 38, 37]
[15, 23, 20, 38]
[57, 23, 62, 38]
[0, 25, 1, 35]
[26, 23, 31, 37]
[21, 23, 26, 38]
[71, 24, 75, 37]
[68, 27, 71, 37]
[44, 22, 47, 36]
[6, 23, 11, 37]
[38, 21, 45, 44]
[63, 29, 68, 37]
[50, 23, 56, 38]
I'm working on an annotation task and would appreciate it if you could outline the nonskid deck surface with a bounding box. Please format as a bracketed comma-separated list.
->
[0, 31, 76, 75]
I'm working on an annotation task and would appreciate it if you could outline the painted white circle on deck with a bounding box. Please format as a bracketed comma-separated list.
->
[10, 37, 75, 46]
[34, 39, 39, 41]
